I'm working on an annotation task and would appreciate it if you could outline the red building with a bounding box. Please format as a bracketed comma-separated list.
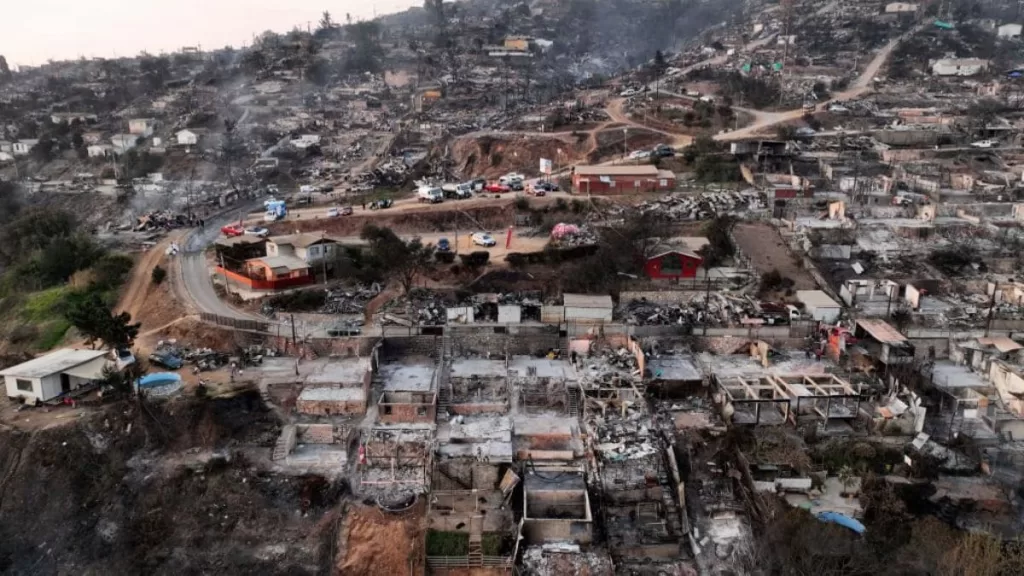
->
[572, 165, 676, 195]
[644, 250, 703, 280]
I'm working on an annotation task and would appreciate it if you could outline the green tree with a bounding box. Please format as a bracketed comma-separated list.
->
[36, 235, 104, 285]
[64, 291, 140, 349]
[0, 208, 76, 266]
[361, 224, 434, 294]
[91, 253, 135, 289]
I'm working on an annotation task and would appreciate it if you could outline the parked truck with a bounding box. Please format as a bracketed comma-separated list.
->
[417, 186, 444, 203]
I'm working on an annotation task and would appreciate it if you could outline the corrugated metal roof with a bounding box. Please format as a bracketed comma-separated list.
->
[563, 293, 613, 308]
[253, 255, 309, 271]
[796, 290, 841, 310]
[978, 337, 1023, 353]
[856, 319, 907, 344]
[574, 165, 659, 177]
[0, 349, 108, 379]
[269, 233, 336, 249]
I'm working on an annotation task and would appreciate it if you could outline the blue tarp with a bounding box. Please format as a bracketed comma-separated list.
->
[816, 511, 866, 534]
[138, 372, 182, 388]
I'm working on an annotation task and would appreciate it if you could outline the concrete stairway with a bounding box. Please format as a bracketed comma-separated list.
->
[468, 515, 484, 565]
[567, 386, 581, 419]
[272, 425, 295, 461]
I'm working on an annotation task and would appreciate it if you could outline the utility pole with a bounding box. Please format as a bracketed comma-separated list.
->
[778, 0, 794, 109]
[986, 282, 998, 337]
[219, 251, 231, 297]
[320, 232, 328, 283]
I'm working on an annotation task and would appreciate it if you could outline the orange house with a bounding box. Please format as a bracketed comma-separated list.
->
[245, 255, 311, 281]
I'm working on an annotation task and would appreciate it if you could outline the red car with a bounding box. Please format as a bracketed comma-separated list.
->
[221, 224, 244, 237]
[484, 183, 510, 193]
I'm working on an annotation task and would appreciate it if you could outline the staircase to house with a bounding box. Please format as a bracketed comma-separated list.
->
[436, 334, 452, 421]
[468, 515, 484, 565]
[271, 425, 295, 461]
[567, 386, 581, 419]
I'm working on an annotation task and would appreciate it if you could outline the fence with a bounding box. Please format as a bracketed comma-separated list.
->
[214, 266, 316, 291]
[425, 556, 513, 568]
[199, 312, 270, 333]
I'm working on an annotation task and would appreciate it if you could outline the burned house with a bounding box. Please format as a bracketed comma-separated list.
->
[361, 426, 433, 496]
[521, 466, 593, 545]
[587, 396, 688, 562]
[852, 319, 915, 368]
[508, 356, 581, 416]
[717, 373, 863, 429]
[271, 423, 359, 469]
[447, 358, 510, 415]
[377, 359, 437, 424]
[428, 417, 520, 570]
[647, 352, 705, 398]
[294, 357, 373, 416]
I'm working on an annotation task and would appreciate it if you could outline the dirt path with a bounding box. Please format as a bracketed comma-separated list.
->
[117, 231, 184, 320]
[732, 223, 816, 289]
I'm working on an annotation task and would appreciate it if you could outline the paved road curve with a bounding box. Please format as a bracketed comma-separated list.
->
[178, 207, 261, 321]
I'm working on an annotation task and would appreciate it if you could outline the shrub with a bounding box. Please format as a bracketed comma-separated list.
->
[435, 251, 456, 264]
[505, 253, 528, 268]
[459, 251, 490, 267]
[151, 265, 167, 285]
[86, 253, 133, 290]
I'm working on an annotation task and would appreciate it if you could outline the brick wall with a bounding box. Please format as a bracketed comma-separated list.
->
[383, 335, 439, 360]
[296, 395, 366, 416]
[296, 423, 336, 444]
[449, 403, 508, 415]
[379, 401, 436, 424]
[620, 290, 707, 305]
[268, 335, 379, 359]
[449, 327, 562, 357]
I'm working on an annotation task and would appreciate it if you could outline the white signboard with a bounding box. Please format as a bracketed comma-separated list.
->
[539, 158, 552, 175]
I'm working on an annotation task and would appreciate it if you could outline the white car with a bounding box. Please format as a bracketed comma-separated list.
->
[619, 88, 639, 97]
[629, 149, 652, 160]
[472, 232, 497, 247]
[971, 140, 998, 149]
[244, 226, 270, 238]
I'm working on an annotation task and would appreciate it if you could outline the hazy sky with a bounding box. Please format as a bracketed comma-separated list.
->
[5, 0, 422, 66]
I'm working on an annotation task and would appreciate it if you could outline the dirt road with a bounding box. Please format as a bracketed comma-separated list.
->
[732, 223, 816, 289]
[714, 25, 920, 142]
[116, 232, 185, 320]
